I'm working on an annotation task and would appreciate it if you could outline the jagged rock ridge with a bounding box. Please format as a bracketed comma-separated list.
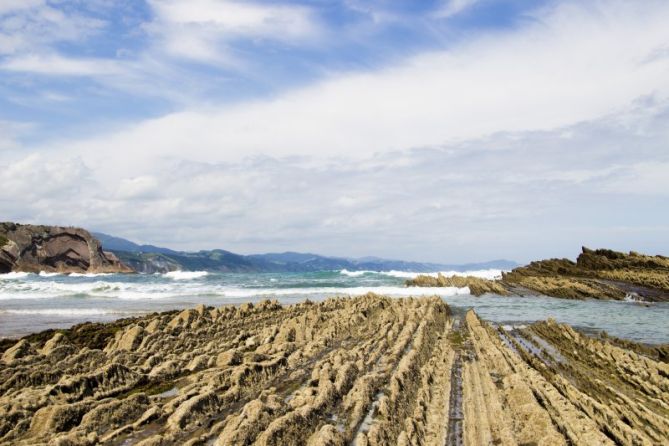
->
[0, 295, 666, 445]
[0, 222, 133, 274]
[407, 247, 669, 301]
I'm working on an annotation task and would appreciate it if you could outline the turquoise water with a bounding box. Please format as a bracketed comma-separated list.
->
[1, 270, 667, 344]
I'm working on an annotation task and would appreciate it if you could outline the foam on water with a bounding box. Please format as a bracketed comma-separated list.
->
[339, 269, 504, 280]
[164, 271, 209, 280]
[0, 308, 139, 316]
[215, 285, 470, 298]
[68, 272, 112, 277]
[38, 272, 62, 277]
[0, 272, 31, 280]
[1, 270, 668, 343]
[339, 269, 369, 277]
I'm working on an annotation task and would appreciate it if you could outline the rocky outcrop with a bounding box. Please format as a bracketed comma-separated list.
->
[407, 247, 669, 301]
[405, 273, 509, 296]
[502, 247, 669, 301]
[0, 222, 133, 274]
[0, 295, 666, 445]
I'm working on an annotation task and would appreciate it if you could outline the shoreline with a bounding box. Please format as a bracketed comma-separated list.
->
[2, 291, 669, 343]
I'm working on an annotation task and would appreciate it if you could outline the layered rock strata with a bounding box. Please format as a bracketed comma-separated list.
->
[407, 247, 669, 300]
[405, 273, 509, 296]
[0, 222, 133, 274]
[0, 295, 667, 445]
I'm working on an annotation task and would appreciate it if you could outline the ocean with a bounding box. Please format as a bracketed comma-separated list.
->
[1, 269, 668, 344]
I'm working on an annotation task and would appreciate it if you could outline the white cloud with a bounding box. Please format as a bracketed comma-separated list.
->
[1, 53, 121, 76]
[146, 0, 319, 63]
[0, 120, 32, 150]
[602, 162, 669, 195]
[4, 99, 669, 262]
[39, 0, 669, 177]
[0, 1, 105, 56]
[4, 1, 669, 261]
[0, 0, 42, 15]
[116, 176, 160, 199]
[435, 0, 479, 18]
[150, 0, 316, 38]
[0, 154, 91, 199]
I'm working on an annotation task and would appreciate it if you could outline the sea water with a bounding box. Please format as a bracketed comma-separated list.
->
[1, 270, 668, 344]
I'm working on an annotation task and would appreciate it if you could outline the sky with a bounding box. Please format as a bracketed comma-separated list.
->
[1, 0, 668, 264]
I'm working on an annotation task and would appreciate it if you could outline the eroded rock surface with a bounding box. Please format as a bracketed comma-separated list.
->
[407, 247, 669, 301]
[0, 222, 133, 274]
[502, 247, 669, 301]
[0, 295, 667, 445]
[406, 273, 509, 296]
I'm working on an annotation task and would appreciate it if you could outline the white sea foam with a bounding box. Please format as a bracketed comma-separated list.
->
[38, 271, 61, 277]
[0, 270, 473, 302]
[340, 269, 371, 277]
[0, 272, 32, 280]
[215, 285, 471, 298]
[339, 269, 505, 280]
[69, 272, 112, 277]
[0, 308, 140, 316]
[164, 271, 209, 280]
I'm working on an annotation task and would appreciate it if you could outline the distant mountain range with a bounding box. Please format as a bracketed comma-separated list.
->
[93, 232, 518, 274]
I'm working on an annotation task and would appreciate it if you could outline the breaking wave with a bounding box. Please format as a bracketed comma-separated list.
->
[163, 271, 209, 280]
[339, 269, 504, 280]
[39, 272, 62, 277]
[0, 308, 140, 316]
[69, 272, 112, 278]
[0, 272, 31, 280]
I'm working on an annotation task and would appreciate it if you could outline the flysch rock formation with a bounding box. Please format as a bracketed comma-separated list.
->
[407, 247, 669, 301]
[0, 294, 667, 445]
[0, 222, 133, 274]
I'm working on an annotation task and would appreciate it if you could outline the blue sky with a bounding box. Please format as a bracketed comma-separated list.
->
[1, 0, 669, 263]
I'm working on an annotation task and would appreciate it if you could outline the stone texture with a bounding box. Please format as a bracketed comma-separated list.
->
[0, 222, 133, 274]
[0, 296, 666, 445]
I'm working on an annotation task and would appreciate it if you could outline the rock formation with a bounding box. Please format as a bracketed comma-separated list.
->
[407, 247, 669, 301]
[0, 294, 666, 445]
[405, 273, 509, 296]
[0, 222, 133, 274]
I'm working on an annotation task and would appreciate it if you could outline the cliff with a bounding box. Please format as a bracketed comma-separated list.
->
[0, 222, 133, 274]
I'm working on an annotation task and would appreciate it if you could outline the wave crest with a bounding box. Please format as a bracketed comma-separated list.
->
[163, 271, 209, 280]
[0, 272, 31, 280]
[339, 269, 504, 280]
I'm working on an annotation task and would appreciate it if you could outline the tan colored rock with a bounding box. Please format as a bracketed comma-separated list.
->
[2, 339, 33, 364]
[216, 349, 242, 367]
[1, 295, 666, 445]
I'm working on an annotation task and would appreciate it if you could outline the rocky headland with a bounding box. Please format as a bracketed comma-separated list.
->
[0, 223, 132, 274]
[407, 247, 669, 301]
[0, 294, 667, 445]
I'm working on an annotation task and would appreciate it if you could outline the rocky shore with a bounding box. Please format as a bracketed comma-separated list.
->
[408, 247, 669, 301]
[405, 273, 510, 296]
[0, 294, 666, 445]
[0, 223, 132, 274]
